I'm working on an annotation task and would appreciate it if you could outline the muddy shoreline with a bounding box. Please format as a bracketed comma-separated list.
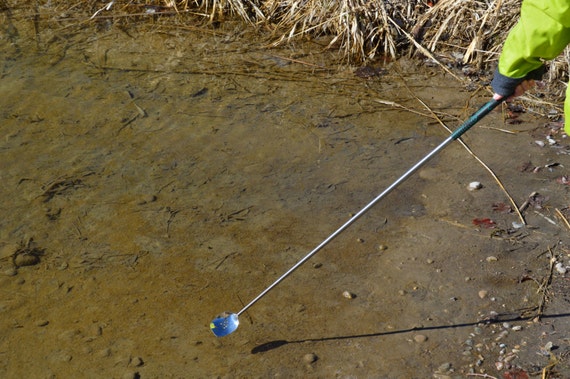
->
[1, 11, 570, 379]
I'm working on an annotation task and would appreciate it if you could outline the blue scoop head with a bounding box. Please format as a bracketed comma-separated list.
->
[210, 312, 239, 337]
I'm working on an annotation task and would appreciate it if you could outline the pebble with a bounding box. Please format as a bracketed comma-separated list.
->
[130, 357, 144, 367]
[14, 253, 40, 267]
[486, 256, 498, 262]
[2, 268, 17, 276]
[414, 334, 428, 343]
[58, 262, 69, 270]
[478, 290, 488, 299]
[96, 348, 112, 358]
[137, 194, 157, 205]
[437, 362, 452, 372]
[342, 290, 356, 299]
[35, 319, 50, 327]
[555, 262, 567, 274]
[511, 325, 523, 331]
[0, 244, 18, 260]
[467, 181, 482, 191]
[377, 244, 388, 251]
[122, 372, 141, 379]
[303, 353, 318, 364]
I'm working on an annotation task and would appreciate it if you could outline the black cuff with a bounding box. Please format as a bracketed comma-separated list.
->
[490, 65, 546, 97]
[491, 69, 523, 97]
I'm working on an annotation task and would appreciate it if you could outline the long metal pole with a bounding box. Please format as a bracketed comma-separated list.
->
[237, 98, 502, 317]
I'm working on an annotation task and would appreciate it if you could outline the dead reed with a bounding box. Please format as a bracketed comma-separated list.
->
[6, 0, 570, 86]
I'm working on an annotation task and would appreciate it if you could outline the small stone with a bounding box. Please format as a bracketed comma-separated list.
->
[58, 262, 69, 270]
[137, 194, 157, 205]
[130, 357, 144, 367]
[96, 348, 112, 358]
[35, 319, 49, 327]
[377, 244, 388, 251]
[437, 362, 452, 372]
[2, 268, 17, 276]
[122, 372, 140, 379]
[14, 253, 40, 267]
[312, 262, 322, 269]
[486, 256, 498, 262]
[555, 262, 567, 274]
[467, 181, 482, 191]
[342, 290, 356, 299]
[414, 334, 428, 343]
[0, 244, 18, 260]
[58, 329, 81, 341]
[356, 238, 364, 243]
[511, 325, 522, 331]
[478, 290, 488, 299]
[303, 353, 318, 364]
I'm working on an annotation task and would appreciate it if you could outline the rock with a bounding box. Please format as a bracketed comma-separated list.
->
[467, 181, 482, 191]
[96, 348, 112, 358]
[2, 268, 17, 276]
[413, 334, 428, 343]
[35, 319, 49, 327]
[14, 253, 40, 267]
[342, 290, 356, 299]
[303, 353, 318, 364]
[478, 290, 488, 299]
[130, 357, 144, 367]
[437, 362, 452, 372]
[0, 243, 18, 260]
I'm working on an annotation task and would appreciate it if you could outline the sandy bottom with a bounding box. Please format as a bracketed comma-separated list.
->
[1, 11, 570, 379]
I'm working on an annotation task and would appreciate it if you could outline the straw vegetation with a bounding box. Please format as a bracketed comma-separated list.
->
[4, 0, 570, 92]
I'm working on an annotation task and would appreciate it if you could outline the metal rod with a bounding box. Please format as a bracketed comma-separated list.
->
[236, 98, 502, 317]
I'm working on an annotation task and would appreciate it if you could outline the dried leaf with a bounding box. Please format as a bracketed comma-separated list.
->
[472, 218, 496, 228]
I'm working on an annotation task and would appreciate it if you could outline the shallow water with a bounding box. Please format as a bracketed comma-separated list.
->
[1, 5, 570, 379]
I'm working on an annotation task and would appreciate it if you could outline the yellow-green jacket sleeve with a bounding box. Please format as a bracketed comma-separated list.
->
[491, 0, 570, 96]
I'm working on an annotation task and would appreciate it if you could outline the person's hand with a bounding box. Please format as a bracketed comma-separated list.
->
[493, 79, 535, 101]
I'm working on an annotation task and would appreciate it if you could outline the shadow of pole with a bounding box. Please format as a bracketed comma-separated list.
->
[251, 311, 570, 354]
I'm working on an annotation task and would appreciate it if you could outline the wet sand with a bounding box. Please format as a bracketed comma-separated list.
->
[1, 9, 570, 379]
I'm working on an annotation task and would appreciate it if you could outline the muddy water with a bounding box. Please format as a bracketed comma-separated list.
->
[2, 8, 570, 379]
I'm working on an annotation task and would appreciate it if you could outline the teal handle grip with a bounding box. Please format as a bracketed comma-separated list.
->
[450, 98, 503, 140]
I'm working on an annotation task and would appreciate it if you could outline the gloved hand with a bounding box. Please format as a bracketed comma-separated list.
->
[491, 65, 545, 99]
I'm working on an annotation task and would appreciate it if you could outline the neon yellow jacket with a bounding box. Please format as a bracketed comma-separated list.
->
[491, 0, 570, 132]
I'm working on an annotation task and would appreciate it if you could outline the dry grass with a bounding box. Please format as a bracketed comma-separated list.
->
[4, 0, 570, 88]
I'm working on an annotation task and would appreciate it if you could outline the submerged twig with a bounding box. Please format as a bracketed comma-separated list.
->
[535, 246, 556, 320]
[555, 208, 570, 231]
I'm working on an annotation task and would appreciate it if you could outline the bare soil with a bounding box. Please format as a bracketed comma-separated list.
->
[1, 11, 570, 379]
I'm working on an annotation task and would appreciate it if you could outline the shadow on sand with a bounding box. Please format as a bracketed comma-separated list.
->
[251, 311, 570, 354]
